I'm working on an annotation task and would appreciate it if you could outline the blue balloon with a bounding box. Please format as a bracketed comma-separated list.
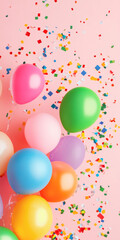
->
[7, 148, 52, 194]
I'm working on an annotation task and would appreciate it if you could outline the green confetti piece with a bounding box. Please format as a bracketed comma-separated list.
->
[101, 103, 106, 110]
[111, 45, 114, 48]
[54, 73, 58, 77]
[109, 145, 112, 148]
[70, 25, 73, 29]
[45, 16, 48, 19]
[81, 171, 85, 175]
[104, 234, 108, 237]
[61, 46, 67, 51]
[110, 60, 115, 63]
[35, 16, 38, 20]
[61, 209, 64, 214]
[100, 186, 104, 192]
[57, 89, 62, 93]
[6, 113, 8, 117]
[87, 220, 91, 224]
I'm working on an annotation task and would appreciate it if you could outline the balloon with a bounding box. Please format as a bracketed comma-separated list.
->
[50, 136, 85, 169]
[0, 131, 14, 176]
[0, 195, 3, 219]
[0, 80, 2, 96]
[7, 148, 52, 194]
[0, 227, 18, 240]
[25, 113, 61, 154]
[60, 87, 101, 132]
[11, 64, 45, 104]
[40, 161, 77, 202]
[12, 195, 53, 240]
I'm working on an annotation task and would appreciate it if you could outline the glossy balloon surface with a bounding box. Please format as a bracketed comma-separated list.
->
[12, 195, 53, 240]
[0, 131, 14, 176]
[25, 113, 61, 154]
[60, 87, 101, 132]
[11, 64, 45, 104]
[7, 148, 52, 194]
[41, 161, 77, 202]
[0, 227, 18, 240]
[50, 136, 85, 169]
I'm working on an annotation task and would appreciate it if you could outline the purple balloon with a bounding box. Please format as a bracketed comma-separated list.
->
[0, 195, 3, 219]
[50, 136, 85, 169]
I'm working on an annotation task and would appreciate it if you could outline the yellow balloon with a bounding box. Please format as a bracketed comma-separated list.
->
[12, 195, 53, 240]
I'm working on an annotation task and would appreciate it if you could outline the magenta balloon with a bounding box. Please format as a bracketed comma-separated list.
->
[0, 195, 3, 219]
[50, 136, 85, 169]
[11, 64, 45, 104]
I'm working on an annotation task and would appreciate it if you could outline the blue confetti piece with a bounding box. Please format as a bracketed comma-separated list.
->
[81, 70, 86, 76]
[42, 95, 47, 100]
[95, 65, 101, 71]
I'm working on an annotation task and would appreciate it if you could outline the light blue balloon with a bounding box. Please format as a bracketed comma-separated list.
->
[7, 148, 52, 194]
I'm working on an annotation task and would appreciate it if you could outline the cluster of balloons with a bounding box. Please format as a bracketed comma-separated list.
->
[0, 64, 101, 240]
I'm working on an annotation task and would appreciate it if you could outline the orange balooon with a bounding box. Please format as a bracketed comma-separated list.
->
[40, 161, 77, 202]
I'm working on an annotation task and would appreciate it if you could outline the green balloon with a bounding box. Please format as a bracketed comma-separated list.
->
[60, 87, 101, 132]
[0, 227, 18, 240]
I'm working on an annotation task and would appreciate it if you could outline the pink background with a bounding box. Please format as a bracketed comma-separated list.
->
[0, 0, 120, 239]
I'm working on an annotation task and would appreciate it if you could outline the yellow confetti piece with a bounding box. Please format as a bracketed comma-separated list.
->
[21, 40, 24, 44]
[97, 145, 102, 150]
[68, 61, 72, 65]
[42, 69, 47, 74]
[101, 62, 105, 67]
[72, 211, 78, 215]
[102, 210, 105, 214]
[58, 86, 65, 90]
[24, 24, 28, 27]
[90, 76, 98, 81]
[90, 162, 93, 166]
[91, 170, 94, 174]
[85, 168, 90, 172]
[67, 41, 71, 44]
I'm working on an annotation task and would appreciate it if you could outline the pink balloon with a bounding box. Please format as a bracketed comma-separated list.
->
[25, 113, 61, 154]
[11, 64, 45, 104]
